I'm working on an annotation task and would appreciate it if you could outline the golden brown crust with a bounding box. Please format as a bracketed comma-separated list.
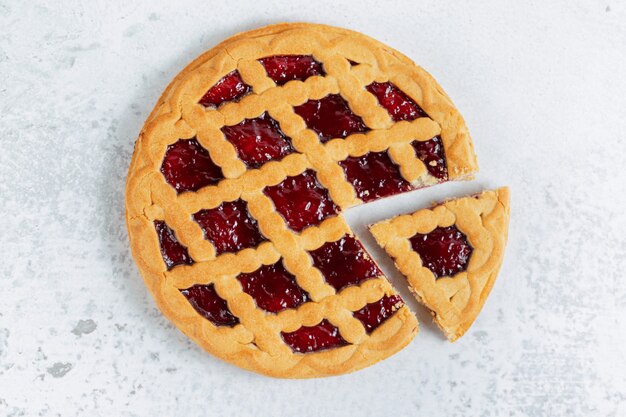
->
[370, 188, 510, 341]
[125, 22, 477, 378]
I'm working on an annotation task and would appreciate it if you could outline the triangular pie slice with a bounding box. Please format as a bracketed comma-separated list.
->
[370, 188, 510, 341]
[126, 23, 478, 378]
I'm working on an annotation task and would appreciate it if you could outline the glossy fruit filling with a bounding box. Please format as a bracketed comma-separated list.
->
[154, 220, 193, 270]
[221, 112, 295, 169]
[309, 235, 381, 292]
[259, 55, 325, 86]
[409, 225, 473, 279]
[281, 319, 349, 353]
[180, 284, 239, 327]
[237, 261, 310, 313]
[161, 138, 224, 193]
[263, 169, 339, 232]
[339, 151, 411, 203]
[193, 199, 266, 255]
[198, 70, 252, 108]
[293, 94, 369, 143]
[366, 81, 428, 121]
[353, 295, 404, 334]
[412, 136, 448, 180]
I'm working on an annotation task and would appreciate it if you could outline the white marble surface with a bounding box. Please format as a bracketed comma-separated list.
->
[1, 1, 625, 416]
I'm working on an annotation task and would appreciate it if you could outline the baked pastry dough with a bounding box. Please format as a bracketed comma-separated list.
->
[370, 188, 510, 341]
[125, 22, 478, 377]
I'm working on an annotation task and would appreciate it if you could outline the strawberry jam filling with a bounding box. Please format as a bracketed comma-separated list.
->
[237, 261, 310, 313]
[309, 235, 381, 292]
[264, 169, 339, 232]
[366, 81, 428, 121]
[353, 295, 404, 333]
[154, 220, 193, 270]
[180, 284, 239, 327]
[339, 151, 411, 203]
[409, 225, 472, 279]
[259, 55, 325, 86]
[160, 138, 224, 193]
[193, 200, 266, 255]
[293, 94, 369, 143]
[412, 136, 448, 180]
[198, 70, 252, 108]
[281, 319, 349, 353]
[221, 112, 295, 168]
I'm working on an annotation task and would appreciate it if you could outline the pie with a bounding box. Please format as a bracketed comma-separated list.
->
[369, 188, 510, 342]
[125, 22, 478, 378]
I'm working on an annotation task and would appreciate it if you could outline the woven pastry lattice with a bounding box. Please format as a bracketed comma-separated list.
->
[126, 23, 477, 377]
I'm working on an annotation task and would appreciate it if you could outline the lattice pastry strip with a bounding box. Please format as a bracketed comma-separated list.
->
[370, 188, 510, 342]
[126, 23, 478, 378]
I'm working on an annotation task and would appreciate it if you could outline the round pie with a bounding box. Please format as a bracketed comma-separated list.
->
[125, 23, 478, 378]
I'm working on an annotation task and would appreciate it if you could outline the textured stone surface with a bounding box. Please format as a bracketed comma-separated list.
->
[1, 1, 625, 416]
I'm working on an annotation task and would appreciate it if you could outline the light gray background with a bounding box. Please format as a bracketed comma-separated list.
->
[1, 1, 625, 416]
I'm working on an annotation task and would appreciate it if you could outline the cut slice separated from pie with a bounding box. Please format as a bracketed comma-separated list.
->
[125, 22, 479, 378]
[370, 188, 510, 342]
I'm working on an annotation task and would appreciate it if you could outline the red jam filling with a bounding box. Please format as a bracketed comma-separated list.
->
[366, 81, 428, 122]
[237, 261, 310, 313]
[281, 319, 349, 353]
[180, 284, 239, 327]
[154, 220, 193, 270]
[293, 94, 369, 143]
[339, 151, 412, 203]
[160, 138, 224, 193]
[309, 235, 381, 292]
[412, 136, 448, 180]
[221, 112, 295, 169]
[259, 55, 325, 86]
[409, 225, 472, 279]
[353, 295, 404, 334]
[198, 70, 252, 108]
[193, 199, 266, 255]
[263, 170, 339, 232]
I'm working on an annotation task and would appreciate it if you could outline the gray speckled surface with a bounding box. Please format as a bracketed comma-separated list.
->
[1, 1, 625, 416]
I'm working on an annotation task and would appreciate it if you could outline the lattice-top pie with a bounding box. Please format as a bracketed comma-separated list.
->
[370, 188, 510, 342]
[125, 22, 478, 378]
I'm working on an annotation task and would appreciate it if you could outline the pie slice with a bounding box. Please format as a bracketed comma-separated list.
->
[369, 188, 510, 341]
[125, 22, 478, 378]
